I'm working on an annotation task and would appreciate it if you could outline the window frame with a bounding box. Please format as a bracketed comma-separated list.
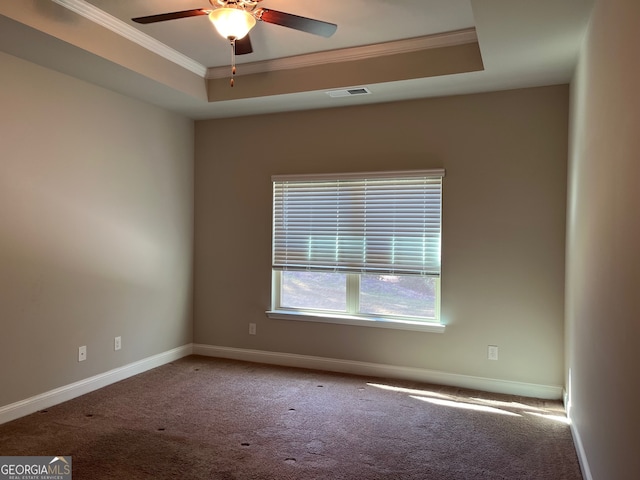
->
[267, 169, 445, 333]
[268, 271, 444, 333]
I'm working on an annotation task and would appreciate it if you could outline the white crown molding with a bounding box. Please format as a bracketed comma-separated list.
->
[51, 0, 208, 77]
[207, 28, 478, 79]
[50, 1, 476, 83]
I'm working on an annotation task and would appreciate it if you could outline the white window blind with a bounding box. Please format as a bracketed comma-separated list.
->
[272, 170, 444, 276]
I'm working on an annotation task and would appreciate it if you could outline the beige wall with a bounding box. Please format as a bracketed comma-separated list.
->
[0, 51, 194, 407]
[566, 0, 640, 478]
[195, 85, 569, 389]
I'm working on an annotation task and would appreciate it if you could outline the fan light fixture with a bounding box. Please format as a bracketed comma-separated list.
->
[132, 1, 337, 88]
[208, 7, 256, 40]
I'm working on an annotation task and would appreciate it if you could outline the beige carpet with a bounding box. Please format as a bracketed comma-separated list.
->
[0, 356, 582, 479]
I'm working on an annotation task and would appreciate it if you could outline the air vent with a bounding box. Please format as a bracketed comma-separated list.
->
[326, 87, 372, 98]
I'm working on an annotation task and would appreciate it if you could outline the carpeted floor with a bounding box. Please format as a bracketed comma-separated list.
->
[0, 356, 583, 479]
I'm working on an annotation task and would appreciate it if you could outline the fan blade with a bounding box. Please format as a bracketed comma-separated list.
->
[132, 9, 210, 24]
[257, 9, 337, 38]
[235, 35, 253, 55]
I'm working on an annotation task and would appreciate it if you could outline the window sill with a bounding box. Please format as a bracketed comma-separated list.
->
[265, 310, 445, 333]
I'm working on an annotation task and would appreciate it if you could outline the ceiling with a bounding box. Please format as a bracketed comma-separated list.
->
[0, 0, 594, 120]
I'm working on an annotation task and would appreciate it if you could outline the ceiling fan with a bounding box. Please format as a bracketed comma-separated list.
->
[132, 0, 338, 85]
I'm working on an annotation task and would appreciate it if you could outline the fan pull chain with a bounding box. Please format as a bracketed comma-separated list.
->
[229, 38, 236, 87]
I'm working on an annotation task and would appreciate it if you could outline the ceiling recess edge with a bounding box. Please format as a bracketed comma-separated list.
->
[50, 0, 477, 83]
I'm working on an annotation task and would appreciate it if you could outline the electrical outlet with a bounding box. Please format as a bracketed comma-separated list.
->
[114, 336, 122, 351]
[249, 323, 256, 335]
[488, 345, 499, 361]
[78, 346, 87, 362]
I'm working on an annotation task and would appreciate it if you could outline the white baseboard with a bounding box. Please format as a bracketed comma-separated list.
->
[0, 344, 193, 426]
[569, 420, 593, 480]
[564, 387, 593, 480]
[193, 344, 563, 400]
[565, 398, 593, 480]
[0, 343, 564, 427]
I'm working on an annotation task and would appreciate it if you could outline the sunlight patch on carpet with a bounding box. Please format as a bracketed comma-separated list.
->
[411, 396, 521, 416]
[366, 383, 452, 399]
[525, 412, 571, 424]
[469, 397, 547, 412]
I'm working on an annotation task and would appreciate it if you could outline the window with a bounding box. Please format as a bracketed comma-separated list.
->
[268, 170, 444, 332]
